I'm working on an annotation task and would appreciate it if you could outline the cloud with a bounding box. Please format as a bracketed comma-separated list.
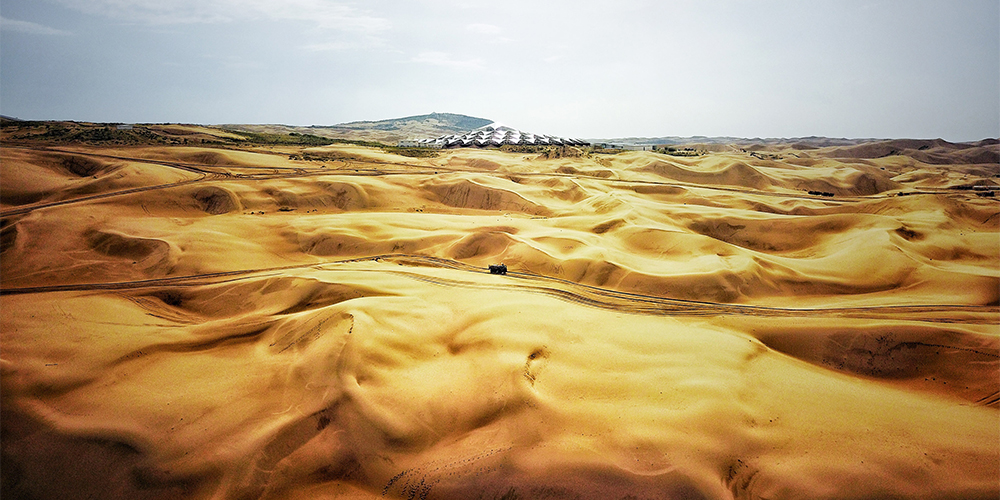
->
[411, 51, 484, 70]
[301, 34, 388, 51]
[201, 53, 266, 70]
[1, 16, 71, 35]
[301, 41, 360, 52]
[50, 0, 390, 32]
[466, 23, 501, 35]
[466, 23, 513, 44]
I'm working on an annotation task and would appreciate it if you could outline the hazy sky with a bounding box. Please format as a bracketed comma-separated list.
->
[1, 0, 997, 140]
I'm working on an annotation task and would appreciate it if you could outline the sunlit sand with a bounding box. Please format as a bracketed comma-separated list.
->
[2, 129, 997, 499]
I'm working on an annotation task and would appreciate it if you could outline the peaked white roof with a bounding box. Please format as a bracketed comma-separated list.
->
[415, 123, 588, 148]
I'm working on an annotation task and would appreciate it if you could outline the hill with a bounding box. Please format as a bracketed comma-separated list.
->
[820, 138, 1000, 165]
[223, 112, 492, 144]
[591, 135, 882, 147]
[4, 117, 997, 166]
[335, 112, 491, 133]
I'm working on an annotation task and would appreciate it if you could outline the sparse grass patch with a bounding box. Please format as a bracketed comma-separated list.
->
[287, 151, 369, 162]
[223, 130, 334, 146]
[656, 146, 706, 156]
[500, 145, 584, 158]
[223, 129, 388, 148]
[588, 147, 626, 155]
[381, 146, 440, 158]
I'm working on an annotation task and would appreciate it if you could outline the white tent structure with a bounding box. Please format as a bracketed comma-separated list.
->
[411, 123, 589, 149]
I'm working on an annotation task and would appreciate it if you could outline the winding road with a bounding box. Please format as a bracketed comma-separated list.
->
[2, 253, 996, 326]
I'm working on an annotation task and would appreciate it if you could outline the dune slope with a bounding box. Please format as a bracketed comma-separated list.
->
[2, 140, 998, 500]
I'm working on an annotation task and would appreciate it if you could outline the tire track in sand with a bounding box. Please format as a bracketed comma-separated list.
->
[1, 253, 995, 325]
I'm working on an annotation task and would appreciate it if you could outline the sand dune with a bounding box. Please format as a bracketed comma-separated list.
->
[823, 139, 1000, 166]
[1, 137, 998, 500]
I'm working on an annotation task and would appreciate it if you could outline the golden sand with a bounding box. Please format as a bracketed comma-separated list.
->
[1, 139, 998, 499]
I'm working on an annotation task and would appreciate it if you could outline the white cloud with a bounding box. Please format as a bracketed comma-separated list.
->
[1, 16, 71, 35]
[201, 53, 266, 70]
[411, 51, 483, 70]
[465, 22, 513, 44]
[51, 0, 390, 32]
[302, 41, 359, 52]
[466, 23, 501, 35]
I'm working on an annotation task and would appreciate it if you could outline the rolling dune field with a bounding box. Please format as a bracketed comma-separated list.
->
[2, 135, 998, 499]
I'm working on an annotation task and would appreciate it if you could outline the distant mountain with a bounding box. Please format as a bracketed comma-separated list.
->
[334, 113, 492, 134]
[223, 113, 492, 144]
[588, 135, 883, 147]
[820, 138, 1000, 165]
[587, 135, 998, 164]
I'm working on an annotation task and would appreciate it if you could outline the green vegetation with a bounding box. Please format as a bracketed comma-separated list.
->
[222, 130, 335, 146]
[499, 144, 550, 154]
[441, 113, 493, 131]
[4, 122, 172, 145]
[287, 151, 369, 162]
[655, 146, 706, 156]
[3, 121, 441, 162]
[73, 126, 165, 143]
[2, 121, 192, 145]
[500, 144, 584, 158]
[589, 146, 626, 155]
[0, 119, 44, 128]
[381, 146, 440, 158]
[217, 129, 392, 149]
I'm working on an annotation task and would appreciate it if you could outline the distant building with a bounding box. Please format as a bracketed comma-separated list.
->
[415, 123, 589, 149]
[596, 143, 654, 151]
[116, 124, 133, 130]
[397, 139, 442, 148]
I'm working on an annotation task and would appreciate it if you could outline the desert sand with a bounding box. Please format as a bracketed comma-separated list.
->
[1, 128, 998, 499]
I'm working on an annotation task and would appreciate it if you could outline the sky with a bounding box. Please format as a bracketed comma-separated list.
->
[1, 0, 998, 140]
